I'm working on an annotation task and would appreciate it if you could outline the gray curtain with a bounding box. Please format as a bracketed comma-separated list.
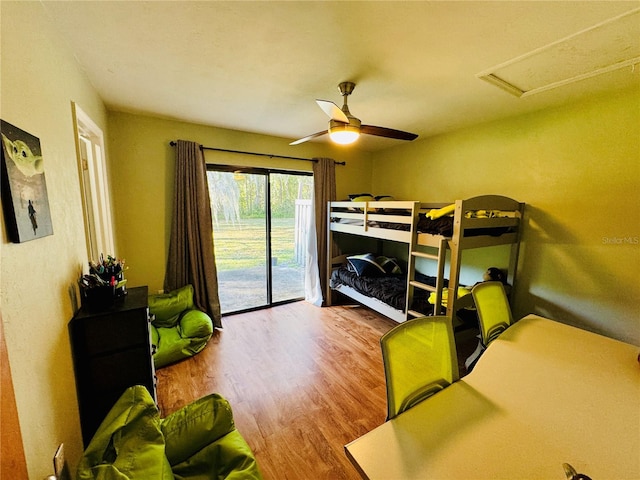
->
[312, 157, 337, 306]
[164, 140, 222, 328]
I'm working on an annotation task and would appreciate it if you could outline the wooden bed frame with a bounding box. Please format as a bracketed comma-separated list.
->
[326, 195, 525, 324]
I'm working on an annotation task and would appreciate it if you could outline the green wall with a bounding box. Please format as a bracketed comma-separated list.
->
[111, 86, 640, 346]
[2, 2, 638, 477]
[107, 112, 373, 293]
[372, 87, 640, 344]
[0, 2, 108, 476]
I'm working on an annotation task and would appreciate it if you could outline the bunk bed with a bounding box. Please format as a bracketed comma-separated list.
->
[326, 195, 525, 325]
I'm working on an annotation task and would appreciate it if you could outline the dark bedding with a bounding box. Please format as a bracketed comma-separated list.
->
[417, 215, 454, 236]
[415, 214, 513, 237]
[363, 215, 453, 235]
[334, 214, 513, 238]
[330, 266, 447, 313]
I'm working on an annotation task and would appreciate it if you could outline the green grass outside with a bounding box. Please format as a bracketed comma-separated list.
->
[213, 217, 301, 270]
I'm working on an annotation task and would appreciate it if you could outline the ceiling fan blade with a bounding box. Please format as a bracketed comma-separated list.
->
[289, 130, 328, 146]
[316, 100, 349, 123]
[361, 125, 418, 141]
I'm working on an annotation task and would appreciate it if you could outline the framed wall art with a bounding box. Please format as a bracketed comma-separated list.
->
[1, 120, 54, 242]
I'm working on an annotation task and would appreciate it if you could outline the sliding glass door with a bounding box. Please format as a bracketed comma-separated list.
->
[207, 166, 313, 314]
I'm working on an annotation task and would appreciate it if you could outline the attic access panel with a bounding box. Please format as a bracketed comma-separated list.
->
[477, 8, 640, 97]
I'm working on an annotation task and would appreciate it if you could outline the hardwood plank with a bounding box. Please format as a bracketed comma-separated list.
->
[156, 303, 392, 479]
[155, 302, 479, 479]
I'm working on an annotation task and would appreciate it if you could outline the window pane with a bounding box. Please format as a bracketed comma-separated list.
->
[270, 173, 313, 303]
[208, 171, 267, 313]
[207, 168, 313, 314]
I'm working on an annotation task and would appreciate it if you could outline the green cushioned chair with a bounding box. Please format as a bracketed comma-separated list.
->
[381, 315, 459, 420]
[471, 281, 513, 347]
[148, 285, 214, 368]
[76, 386, 263, 480]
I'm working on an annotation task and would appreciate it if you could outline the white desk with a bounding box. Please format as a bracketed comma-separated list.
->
[345, 315, 640, 479]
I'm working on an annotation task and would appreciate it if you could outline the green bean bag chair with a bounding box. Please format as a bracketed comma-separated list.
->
[148, 285, 214, 368]
[76, 386, 263, 480]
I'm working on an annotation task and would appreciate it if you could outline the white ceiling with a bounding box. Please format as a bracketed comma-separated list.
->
[41, 1, 640, 151]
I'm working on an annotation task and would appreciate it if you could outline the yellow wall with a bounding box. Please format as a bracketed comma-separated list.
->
[2, 2, 638, 478]
[0, 2, 370, 473]
[373, 87, 640, 345]
[107, 111, 372, 292]
[0, 2, 108, 477]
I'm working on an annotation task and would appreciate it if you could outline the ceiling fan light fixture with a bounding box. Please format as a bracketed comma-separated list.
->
[290, 81, 417, 146]
[329, 129, 359, 145]
[328, 119, 360, 145]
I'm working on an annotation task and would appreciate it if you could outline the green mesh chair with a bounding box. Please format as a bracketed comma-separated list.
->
[381, 315, 459, 420]
[472, 281, 513, 347]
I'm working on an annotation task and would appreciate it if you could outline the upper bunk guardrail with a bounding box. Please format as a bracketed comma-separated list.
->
[329, 200, 420, 242]
[329, 197, 523, 244]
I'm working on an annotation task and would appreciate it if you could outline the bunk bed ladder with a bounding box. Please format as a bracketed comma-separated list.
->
[406, 237, 448, 320]
[505, 201, 526, 302]
[445, 200, 464, 322]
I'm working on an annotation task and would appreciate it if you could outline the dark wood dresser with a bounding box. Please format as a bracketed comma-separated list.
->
[69, 286, 156, 446]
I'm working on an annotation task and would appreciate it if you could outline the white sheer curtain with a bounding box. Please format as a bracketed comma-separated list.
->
[304, 192, 322, 306]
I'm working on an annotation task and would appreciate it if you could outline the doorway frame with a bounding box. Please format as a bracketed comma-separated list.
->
[71, 102, 115, 261]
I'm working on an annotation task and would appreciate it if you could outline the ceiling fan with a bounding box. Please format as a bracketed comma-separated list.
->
[290, 81, 419, 146]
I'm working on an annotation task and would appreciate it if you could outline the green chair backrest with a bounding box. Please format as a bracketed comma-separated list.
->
[471, 281, 513, 347]
[380, 315, 459, 420]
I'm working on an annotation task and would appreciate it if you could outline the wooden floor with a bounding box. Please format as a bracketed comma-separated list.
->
[156, 302, 478, 480]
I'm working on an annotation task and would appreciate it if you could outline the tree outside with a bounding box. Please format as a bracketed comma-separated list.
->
[207, 170, 313, 313]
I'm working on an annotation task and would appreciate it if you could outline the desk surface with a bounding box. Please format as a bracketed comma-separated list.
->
[345, 315, 640, 479]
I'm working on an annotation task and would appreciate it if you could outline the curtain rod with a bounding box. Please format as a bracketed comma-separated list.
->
[169, 141, 345, 165]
